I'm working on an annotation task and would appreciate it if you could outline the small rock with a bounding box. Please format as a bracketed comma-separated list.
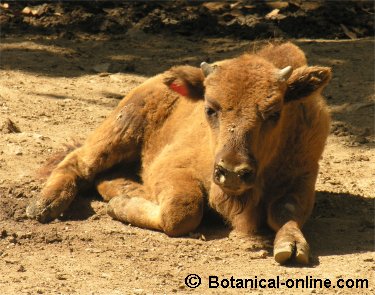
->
[88, 214, 100, 220]
[4, 258, 18, 264]
[188, 232, 206, 241]
[93, 63, 110, 73]
[15, 148, 23, 156]
[0, 118, 21, 134]
[85, 248, 103, 253]
[1, 229, 8, 238]
[328, 180, 340, 185]
[109, 61, 136, 73]
[359, 127, 371, 137]
[265, 8, 286, 20]
[44, 232, 62, 244]
[17, 265, 26, 272]
[21, 7, 32, 15]
[56, 273, 67, 280]
[256, 250, 268, 259]
[267, 1, 289, 9]
[356, 136, 369, 144]
[7, 235, 17, 244]
[203, 2, 227, 12]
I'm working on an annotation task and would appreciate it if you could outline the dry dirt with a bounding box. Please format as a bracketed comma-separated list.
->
[0, 33, 374, 294]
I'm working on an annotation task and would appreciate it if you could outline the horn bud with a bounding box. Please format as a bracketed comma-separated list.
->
[200, 62, 214, 77]
[278, 66, 293, 82]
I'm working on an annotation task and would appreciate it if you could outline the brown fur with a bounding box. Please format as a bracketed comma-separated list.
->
[27, 42, 331, 264]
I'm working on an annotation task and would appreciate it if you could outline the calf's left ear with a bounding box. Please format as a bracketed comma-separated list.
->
[163, 65, 205, 100]
[284, 66, 332, 103]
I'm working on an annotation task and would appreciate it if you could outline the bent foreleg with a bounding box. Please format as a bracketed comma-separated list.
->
[267, 176, 316, 264]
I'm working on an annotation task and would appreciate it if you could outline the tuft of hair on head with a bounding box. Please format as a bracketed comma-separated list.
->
[256, 41, 308, 69]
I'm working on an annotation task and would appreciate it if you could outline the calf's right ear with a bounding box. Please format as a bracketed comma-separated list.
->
[163, 65, 205, 100]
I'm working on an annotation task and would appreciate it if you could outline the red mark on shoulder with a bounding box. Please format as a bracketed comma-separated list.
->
[169, 82, 189, 97]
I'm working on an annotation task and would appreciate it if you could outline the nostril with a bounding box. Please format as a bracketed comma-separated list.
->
[237, 169, 254, 182]
[215, 165, 227, 176]
[214, 165, 227, 184]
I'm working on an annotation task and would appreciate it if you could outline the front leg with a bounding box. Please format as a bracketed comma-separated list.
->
[27, 101, 144, 223]
[267, 179, 316, 265]
[231, 197, 262, 235]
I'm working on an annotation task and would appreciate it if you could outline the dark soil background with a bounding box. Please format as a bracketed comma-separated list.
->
[1, 1, 374, 39]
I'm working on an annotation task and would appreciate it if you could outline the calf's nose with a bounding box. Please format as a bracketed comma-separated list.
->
[213, 159, 256, 189]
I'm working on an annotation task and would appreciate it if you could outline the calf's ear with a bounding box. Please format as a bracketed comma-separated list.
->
[284, 66, 332, 103]
[163, 65, 205, 100]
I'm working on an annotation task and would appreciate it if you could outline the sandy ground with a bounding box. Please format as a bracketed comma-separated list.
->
[0, 34, 374, 294]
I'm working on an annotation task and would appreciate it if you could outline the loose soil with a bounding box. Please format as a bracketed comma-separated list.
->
[0, 3, 374, 294]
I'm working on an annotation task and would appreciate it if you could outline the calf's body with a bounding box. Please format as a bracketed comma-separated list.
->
[27, 43, 331, 264]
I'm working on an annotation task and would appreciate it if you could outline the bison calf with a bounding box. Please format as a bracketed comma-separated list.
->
[27, 43, 331, 264]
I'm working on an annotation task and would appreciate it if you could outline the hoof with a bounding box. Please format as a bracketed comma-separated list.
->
[273, 224, 310, 265]
[26, 197, 71, 223]
[107, 196, 130, 220]
[274, 239, 309, 265]
[274, 241, 294, 264]
[295, 242, 310, 264]
[26, 200, 56, 223]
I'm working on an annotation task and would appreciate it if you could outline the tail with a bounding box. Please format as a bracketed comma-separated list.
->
[37, 140, 82, 180]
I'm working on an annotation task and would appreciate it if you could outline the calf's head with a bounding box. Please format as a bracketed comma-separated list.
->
[164, 54, 331, 196]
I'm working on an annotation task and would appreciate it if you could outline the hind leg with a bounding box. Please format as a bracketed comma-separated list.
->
[26, 100, 144, 223]
[107, 172, 204, 237]
[95, 167, 144, 202]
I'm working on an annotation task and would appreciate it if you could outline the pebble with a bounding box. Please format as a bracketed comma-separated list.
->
[99, 72, 110, 77]
[1, 229, 8, 238]
[4, 258, 18, 264]
[85, 248, 103, 253]
[356, 136, 369, 144]
[256, 250, 268, 259]
[93, 63, 110, 73]
[14, 147, 23, 156]
[7, 235, 17, 244]
[56, 273, 67, 280]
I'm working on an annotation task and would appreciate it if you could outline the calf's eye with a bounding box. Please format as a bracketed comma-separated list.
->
[205, 106, 217, 117]
[268, 111, 280, 122]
